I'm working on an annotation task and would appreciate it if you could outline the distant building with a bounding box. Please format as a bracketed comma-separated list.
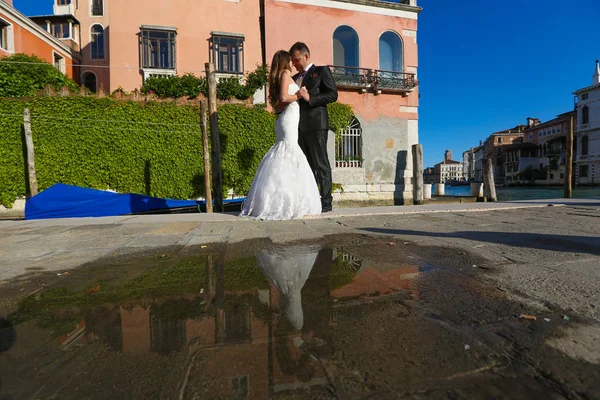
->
[520, 111, 576, 185]
[462, 144, 482, 182]
[483, 126, 525, 185]
[573, 60, 600, 186]
[433, 150, 463, 184]
[474, 142, 484, 182]
[423, 166, 438, 184]
[0, 0, 80, 80]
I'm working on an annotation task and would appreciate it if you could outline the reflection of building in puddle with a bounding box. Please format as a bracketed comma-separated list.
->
[50, 246, 417, 398]
[330, 249, 420, 300]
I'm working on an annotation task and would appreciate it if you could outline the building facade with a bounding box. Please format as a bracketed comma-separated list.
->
[51, 0, 264, 93]
[573, 60, 600, 186]
[432, 150, 463, 184]
[265, 0, 421, 204]
[462, 145, 480, 182]
[521, 111, 576, 185]
[483, 127, 524, 185]
[31, 0, 422, 204]
[0, 0, 80, 80]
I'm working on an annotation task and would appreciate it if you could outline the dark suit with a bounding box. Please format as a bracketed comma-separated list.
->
[293, 65, 338, 209]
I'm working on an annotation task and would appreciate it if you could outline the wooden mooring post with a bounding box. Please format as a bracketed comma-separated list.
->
[205, 63, 224, 212]
[564, 115, 574, 198]
[23, 108, 38, 197]
[412, 144, 424, 205]
[483, 158, 497, 202]
[200, 100, 213, 213]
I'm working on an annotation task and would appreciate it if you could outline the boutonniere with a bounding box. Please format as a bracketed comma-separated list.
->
[310, 73, 318, 78]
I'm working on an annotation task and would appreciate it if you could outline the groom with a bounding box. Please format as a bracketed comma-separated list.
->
[290, 42, 338, 213]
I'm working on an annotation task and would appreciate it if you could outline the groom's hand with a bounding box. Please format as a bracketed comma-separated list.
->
[299, 87, 310, 102]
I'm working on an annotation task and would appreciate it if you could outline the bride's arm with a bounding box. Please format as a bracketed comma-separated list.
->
[278, 71, 300, 104]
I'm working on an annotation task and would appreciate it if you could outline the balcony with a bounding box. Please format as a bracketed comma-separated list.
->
[373, 69, 418, 94]
[328, 66, 373, 90]
[328, 65, 418, 95]
[53, 2, 74, 16]
[333, 0, 421, 11]
[578, 123, 589, 131]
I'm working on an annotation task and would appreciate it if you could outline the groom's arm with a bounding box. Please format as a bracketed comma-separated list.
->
[307, 67, 338, 108]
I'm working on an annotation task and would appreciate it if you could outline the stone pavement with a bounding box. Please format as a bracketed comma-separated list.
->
[1, 198, 599, 323]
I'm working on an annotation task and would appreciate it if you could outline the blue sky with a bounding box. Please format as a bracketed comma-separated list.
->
[13, 0, 600, 167]
[418, 0, 600, 166]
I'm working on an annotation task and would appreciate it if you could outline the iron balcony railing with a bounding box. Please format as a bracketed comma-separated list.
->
[328, 65, 373, 90]
[373, 69, 418, 92]
[328, 65, 418, 94]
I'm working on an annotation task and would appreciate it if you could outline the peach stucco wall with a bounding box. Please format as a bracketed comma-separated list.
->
[103, 0, 263, 92]
[74, 0, 111, 91]
[0, 11, 76, 79]
[265, 0, 418, 121]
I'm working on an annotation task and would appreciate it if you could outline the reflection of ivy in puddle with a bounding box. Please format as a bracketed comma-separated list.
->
[8, 255, 270, 338]
[330, 249, 363, 290]
[8, 249, 360, 339]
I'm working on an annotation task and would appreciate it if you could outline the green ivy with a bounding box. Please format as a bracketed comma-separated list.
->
[141, 64, 268, 101]
[327, 102, 355, 141]
[0, 53, 79, 97]
[0, 97, 352, 208]
[0, 97, 276, 207]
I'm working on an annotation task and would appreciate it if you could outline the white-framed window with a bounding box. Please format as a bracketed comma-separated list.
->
[91, 0, 103, 16]
[210, 32, 244, 74]
[581, 93, 589, 101]
[53, 52, 65, 73]
[336, 117, 363, 168]
[140, 26, 176, 70]
[51, 22, 70, 39]
[90, 24, 105, 59]
[0, 18, 14, 53]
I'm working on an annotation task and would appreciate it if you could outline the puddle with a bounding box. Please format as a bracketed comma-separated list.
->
[0, 235, 598, 399]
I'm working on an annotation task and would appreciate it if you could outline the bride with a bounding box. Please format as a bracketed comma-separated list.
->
[240, 50, 322, 220]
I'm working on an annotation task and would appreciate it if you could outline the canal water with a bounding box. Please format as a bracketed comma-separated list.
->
[435, 185, 600, 201]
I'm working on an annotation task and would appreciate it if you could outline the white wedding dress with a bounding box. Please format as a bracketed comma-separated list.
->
[240, 83, 321, 220]
[257, 245, 320, 330]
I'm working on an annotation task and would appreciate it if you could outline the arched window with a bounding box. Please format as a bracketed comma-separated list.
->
[582, 106, 589, 125]
[332, 25, 359, 68]
[91, 24, 105, 59]
[582, 135, 589, 156]
[83, 72, 97, 93]
[379, 31, 403, 72]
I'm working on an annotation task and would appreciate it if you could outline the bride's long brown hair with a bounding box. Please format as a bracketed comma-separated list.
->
[268, 50, 292, 108]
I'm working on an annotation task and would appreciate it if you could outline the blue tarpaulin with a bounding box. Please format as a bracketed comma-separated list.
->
[25, 183, 243, 220]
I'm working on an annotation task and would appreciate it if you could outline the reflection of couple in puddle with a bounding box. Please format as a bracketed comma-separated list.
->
[257, 245, 332, 383]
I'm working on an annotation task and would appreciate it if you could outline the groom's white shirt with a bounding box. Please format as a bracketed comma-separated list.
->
[296, 63, 313, 87]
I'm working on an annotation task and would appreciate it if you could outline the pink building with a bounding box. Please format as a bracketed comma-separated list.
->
[53, 0, 264, 93]
[265, 0, 421, 204]
[42, 0, 422, 204]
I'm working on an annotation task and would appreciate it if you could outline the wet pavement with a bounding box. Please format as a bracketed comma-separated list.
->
[1, 232, 599, 399]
